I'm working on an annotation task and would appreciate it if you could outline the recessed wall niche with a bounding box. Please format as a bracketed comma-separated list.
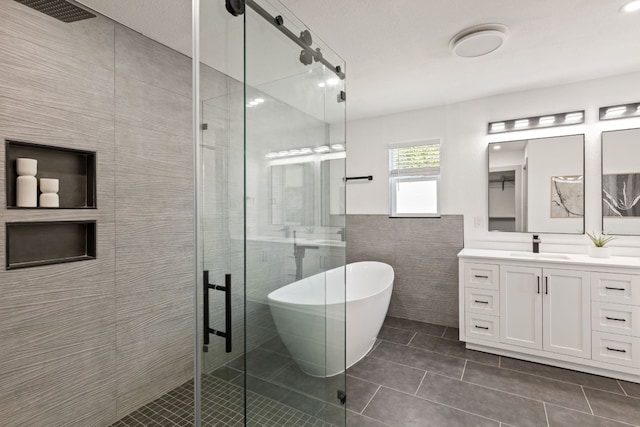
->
[5, 140, 96, 209]
[6, 221, 97, 270]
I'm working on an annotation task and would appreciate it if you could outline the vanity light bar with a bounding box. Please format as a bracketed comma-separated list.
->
[265, 144, 345, 158]
[599, 102, 640, 121]
[487, 110, 585, 134]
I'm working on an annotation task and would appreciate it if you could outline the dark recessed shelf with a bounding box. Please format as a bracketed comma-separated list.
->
[5, 140, 96, 209]
[6, 221, 96, 270]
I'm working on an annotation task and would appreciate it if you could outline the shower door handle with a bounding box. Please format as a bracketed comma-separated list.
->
[203, 271, 232, 353]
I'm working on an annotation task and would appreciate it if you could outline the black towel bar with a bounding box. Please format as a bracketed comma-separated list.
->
[344, 175, 373, 182]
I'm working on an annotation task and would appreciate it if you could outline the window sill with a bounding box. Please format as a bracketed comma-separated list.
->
[389, 214, 442, 219]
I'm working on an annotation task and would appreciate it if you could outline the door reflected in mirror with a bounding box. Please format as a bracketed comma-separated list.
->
[488, 134, 584, 234]
[602, 127, 640, 235]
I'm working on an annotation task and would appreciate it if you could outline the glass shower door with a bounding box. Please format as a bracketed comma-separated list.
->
[243, 0, 347, 425]
[197, 0, 346, 425]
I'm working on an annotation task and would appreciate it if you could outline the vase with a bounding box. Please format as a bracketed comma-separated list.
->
[588, 246, 611, 258]
[40, 178, 59, 208]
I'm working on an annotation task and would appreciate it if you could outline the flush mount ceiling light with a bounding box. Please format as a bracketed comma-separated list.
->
[450, 24, 509, 58]
[488, 110, 585, 134]
[621, 0, 640, 13]
[599, 101, 640, 120]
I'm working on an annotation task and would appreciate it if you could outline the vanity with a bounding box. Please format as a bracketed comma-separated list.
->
[459, 249, 640, 382]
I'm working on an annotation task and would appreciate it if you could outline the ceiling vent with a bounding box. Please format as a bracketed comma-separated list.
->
[14, 0, 96, 23]
[450, 24, 509, 58]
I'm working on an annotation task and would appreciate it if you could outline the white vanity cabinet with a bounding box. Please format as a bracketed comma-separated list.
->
[459, 249, 640, 382]
[500, 265, 589, 357]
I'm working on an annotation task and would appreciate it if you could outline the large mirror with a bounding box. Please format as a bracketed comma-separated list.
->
[321, 157, 346, 227]
[488, 134, 585, 234]
[270, 163, 315, 226]
[269, 153, 345, 228]
[602, 127, 640, 235]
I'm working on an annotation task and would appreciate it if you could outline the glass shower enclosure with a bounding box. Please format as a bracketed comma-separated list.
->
[197, 0, 347, 425]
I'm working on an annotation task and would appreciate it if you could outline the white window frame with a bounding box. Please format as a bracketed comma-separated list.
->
[388, 139, 441, 218]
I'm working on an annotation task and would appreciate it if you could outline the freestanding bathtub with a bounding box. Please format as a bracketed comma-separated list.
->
[267, 261, 394, 377]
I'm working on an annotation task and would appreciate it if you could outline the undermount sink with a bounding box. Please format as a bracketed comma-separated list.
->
[509, 252, 570, 260]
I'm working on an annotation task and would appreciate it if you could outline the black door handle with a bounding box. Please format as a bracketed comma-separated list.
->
[545, 276, 549, 295]
[203, 271, 232, 353]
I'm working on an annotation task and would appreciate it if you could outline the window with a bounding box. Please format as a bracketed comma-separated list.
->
[389, 140, 441, 217]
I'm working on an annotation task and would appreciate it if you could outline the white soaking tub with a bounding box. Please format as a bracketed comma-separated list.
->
[267, 261, 394, 377]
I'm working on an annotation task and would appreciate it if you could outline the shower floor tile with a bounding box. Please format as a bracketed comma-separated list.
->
[110, 374, 337, 426]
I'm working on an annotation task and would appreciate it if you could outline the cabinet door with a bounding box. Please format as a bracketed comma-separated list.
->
[500, 265, 542, 349]
[543, 268, 591, 359]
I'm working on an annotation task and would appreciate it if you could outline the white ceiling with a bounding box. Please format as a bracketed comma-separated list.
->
[78, 0, 640, 122]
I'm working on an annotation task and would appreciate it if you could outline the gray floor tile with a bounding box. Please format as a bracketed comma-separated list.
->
[348, 356, 425, 394]
[546, 404, 634, 427]
[346, 375, 380, 413]
[417, 372, 547, 427]
[363, 386, 499, 427]
[280, 390, 325, 416]
[410, 332, 500, 366]
[619, 380, 640, 398]
[209, 366, 243, 382]
[463, 361, 591, 413]
[367, 339, 382, 356]
[370, 340, 465, 379]
[500, 357, 624, 394]
[226, 348, 292, 380]
[347, 410, 390, 427]
[257, 335, 290, 356]
[316, 403, 348, 426]
[383, 316, 447, 337]
[271, 363, 346, 404]
[443, 327, 459, 340]
[232, 374, 290, 401]
[377, 326, 416, 345]
[583, 387, 640, 426]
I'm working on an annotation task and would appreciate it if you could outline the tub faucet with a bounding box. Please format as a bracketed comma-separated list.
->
[293, 231, 319, 280]
[337, 227, 346, 242]
[280, 225, 290, 238]
[532, 235, 541, 253]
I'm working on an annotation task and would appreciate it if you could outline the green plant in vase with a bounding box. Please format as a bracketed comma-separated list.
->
[586, 231, 615, 258]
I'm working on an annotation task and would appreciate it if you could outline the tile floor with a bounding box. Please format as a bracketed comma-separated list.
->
[110, 374, 334, 426]
[111, 315, 640, 426]
[347, 317, 640, 427]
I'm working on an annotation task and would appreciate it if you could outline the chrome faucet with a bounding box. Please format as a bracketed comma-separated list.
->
[280, 225, 291, 238]
[532, 234, 541, 253]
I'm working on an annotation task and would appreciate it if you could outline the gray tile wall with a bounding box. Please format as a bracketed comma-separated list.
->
[346, 215, 463, 327]
[0, 1, 194, 425]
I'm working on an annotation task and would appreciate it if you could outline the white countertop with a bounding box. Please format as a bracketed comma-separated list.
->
[247, 235, 346, 248]
[458, 248, 640, 270]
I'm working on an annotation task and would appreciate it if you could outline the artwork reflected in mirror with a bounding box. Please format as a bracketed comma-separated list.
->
[602, 128, 640, 235]
[551, 175, 584, 218]
[488, 134, 584, 234]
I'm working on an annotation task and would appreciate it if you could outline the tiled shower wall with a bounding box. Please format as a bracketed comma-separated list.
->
[0, 1, 195, 425]
[346, 215, 463, 327]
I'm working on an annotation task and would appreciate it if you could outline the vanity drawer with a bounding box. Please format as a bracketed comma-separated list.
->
[465, 288, 499, 316]
[465, 313, 500, 342]
[465, 263, 499, 291]
[592, 301, 640, 337]
[592, 331, 640, 368]
[592, 273, 640, 306]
